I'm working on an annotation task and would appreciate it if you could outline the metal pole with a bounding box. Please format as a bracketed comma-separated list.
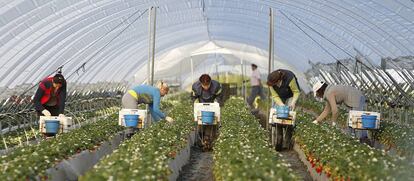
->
[241, 59, 245, 100]
[147, 7, 152, 85]
[266, 8, 274, 131]
[150, 7, 156, 86]
[191, 56, 194, 84]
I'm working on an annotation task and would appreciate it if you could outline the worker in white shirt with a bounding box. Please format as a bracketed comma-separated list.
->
[247, 64, 265, 108]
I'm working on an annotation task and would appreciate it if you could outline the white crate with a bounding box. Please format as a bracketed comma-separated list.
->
[118, 109, 147, 128]
[39, 116, 73, 134]
[348, 110, 380, 129]
[193, 103, 220, 125]
[268, 108, 296, 125]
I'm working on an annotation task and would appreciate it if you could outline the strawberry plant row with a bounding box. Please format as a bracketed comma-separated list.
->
[81, 100, 194, 180]
[294, 111, 413, 180]
[214, 97, 299, 181]
[0, 114, 124, 180]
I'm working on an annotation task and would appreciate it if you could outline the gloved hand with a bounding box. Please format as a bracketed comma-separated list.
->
[42, 110, 51, 116]
[312, 120, 319, 124]
[165, 116, 174, 123]
[332, 121, 337, 127]
[59, 114, 65, 118]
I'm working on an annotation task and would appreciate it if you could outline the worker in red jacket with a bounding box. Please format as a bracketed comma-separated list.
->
[33, 73, 67, 117]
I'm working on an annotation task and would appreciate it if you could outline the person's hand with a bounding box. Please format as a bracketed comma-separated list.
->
[312, 120, 319, 124]
[332, 121, 336, 127]
[166, 116, 174, 123]
[288, 103, 296, 111]
[42, 110, 51, 116]
[59, 114, 65, 118]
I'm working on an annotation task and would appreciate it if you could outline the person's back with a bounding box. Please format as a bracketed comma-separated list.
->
[131, 84, 159, 104]
[324, 85, 363, 109]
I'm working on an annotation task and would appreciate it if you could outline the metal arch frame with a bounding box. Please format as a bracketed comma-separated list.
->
[71, 22, 209, 83]
[204, 1, 408, 63]
[0, 0, 206, 86]
[6, 5, 149, 87]
[0, 2, 205, 86]
[260, 0, 412, 57]
[204, 0, 413, 57]
[0, 1, 145, 86]
[0, 0, 412, 88]
[73, 26, 210, 82]
[309, 0, 413, 54]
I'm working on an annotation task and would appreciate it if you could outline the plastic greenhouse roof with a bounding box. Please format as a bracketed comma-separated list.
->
[0, 0, 413, 89]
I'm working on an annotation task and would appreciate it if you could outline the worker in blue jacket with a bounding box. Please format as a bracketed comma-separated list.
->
[122, 81, 173, 123]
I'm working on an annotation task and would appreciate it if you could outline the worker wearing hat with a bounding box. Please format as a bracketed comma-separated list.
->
[33, 73, 67, 117]
[122, 81, 174, 123]
[267, 69, 301, 151]
[191, 74, 223, 106]
[312, 81, 365, 125]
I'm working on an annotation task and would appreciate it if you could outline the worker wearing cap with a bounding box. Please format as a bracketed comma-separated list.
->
[33, 73, 67, 117]
[191, 74, 223, 106]
[122, 81, 174, 123]
[267, 69, 301, 109]
[312, 81, 365, 125]
[267, 69, 300, 151]
[312, 81, 371, 143]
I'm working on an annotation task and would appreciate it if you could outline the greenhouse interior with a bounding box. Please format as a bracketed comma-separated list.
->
[0, 0, 414, 180]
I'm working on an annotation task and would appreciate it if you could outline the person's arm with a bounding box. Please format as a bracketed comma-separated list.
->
[151, 90, 166, 120]
[190, 86, 199, 103]
[315, 101, 331, 122]
[288, 79, 300, 108]
[58, 85, 67, 114]
[33, 86, 45, 111]
[214, 84, 224, 106]
[269, 87, 284, 106]
[326, 93, 339, 122]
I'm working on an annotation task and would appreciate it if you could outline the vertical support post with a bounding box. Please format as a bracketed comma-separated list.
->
[240, 59, 245, 100]
[150, 7, 156, 86]
[147, 7, 152, 85]
[191, 56, 194, 84]
[266, 8, 274, 131]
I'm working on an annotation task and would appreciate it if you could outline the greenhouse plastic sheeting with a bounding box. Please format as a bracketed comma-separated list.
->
[0, 0, 412, 89]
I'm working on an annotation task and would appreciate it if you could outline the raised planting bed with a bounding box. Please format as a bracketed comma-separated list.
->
[0, 114, 124, 180]
[214, 97, 299, 181]
[299, 97, 414, 159]
[294, 111, 414, 180]
[80, 101, 195, 180]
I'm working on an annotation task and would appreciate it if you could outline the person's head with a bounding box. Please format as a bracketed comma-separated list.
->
[251, 64, 258, 70]
[156, 81, 169, 96]
[267, 70, 283, 86]
[52, 74, 65, 89]
[199, 74, 211, 90]
[312, 81, 328, 98]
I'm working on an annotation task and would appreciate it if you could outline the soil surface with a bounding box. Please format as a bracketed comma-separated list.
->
[177, 146, 214, 181]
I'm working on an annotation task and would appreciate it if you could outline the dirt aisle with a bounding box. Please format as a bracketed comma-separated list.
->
[177, 146, 214, 181]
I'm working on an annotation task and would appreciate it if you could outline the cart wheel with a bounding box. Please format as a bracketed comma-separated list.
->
[284, 125, 294, 150]
[286, 126, 295, 150]
[271, 125, 276, 147]
[275, 124, 283, 151]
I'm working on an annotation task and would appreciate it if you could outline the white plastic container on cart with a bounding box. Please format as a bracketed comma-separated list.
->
[118, 109, 147, 129]
[193, 103, 220, 125]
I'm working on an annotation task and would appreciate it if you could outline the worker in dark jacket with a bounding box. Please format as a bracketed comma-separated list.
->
[267, 69, 301, 151]
[33, 73, 67, 117]
[191, 74, 222, 150]
[191, 74, 223, 106]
